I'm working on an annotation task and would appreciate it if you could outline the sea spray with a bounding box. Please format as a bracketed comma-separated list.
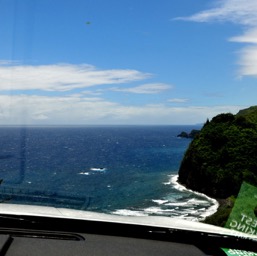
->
[112, 174, 219, 221]
[169, 174, 219, 220]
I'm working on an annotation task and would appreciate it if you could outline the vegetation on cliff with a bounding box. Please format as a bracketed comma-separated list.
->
[178, 106, 257, 198]
[178, 106, 257, 225]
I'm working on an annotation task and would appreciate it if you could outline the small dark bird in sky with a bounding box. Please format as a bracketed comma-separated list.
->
[85, 21, 91, 25]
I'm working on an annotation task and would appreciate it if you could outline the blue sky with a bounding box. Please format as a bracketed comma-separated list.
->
[0, 0, 257, 125]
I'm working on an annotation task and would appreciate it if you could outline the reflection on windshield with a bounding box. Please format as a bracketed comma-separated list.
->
[0, 126, 217, 219]
[1, 0, 257, 244]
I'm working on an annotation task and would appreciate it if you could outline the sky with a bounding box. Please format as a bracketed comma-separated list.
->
[0, 0, 257, 125]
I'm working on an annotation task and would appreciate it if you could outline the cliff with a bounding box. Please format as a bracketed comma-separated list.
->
[178, 106, 257, 199]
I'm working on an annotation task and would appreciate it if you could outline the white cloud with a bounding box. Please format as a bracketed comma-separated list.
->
[230, 28, 257, 43]
[177, 0, 257, 26]
[236, 46, 257, 76]
[168, 98, 189, 103]
[0, 63, 151, 92]
[177, 0, 257, 77]
[109, 83, 172, 94]
[0, 94, 119, 124]
[0, 94, 244, 125]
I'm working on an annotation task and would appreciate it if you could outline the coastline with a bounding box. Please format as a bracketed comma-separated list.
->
[170, 175, 220, 221]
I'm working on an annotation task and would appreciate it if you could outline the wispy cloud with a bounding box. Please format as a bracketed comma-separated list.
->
[230, 28, 257, 44]
[176, 1, 257, 25]
[109, 83, 172, 94]
[0, 60, 244, 125]
[0, 94, 244, 125]
[168, 98, 188, 103]
[203, 92, 224, 98]
[176, 0, 257, 77]
[0, 63, 151, 92]
[236, 46, 257, 76]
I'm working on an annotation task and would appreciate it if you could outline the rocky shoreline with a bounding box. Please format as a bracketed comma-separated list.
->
[202, 197, 235, 227]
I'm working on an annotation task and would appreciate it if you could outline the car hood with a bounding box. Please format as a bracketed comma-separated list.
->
[0, 203, 256, 241]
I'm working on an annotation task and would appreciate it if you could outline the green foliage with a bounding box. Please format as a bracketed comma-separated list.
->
[177, 131, 189, 138]
[211, 113, 235, 124]
[237, 105, 257, 124]
[188, 129, 200, 138]
[178, 106, 257, 199]
[203, 197, 235, 227]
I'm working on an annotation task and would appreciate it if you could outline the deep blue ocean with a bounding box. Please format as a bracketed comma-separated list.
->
[0, 126, 218, 221]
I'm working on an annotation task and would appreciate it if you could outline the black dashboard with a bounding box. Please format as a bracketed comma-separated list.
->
[0, 214, 256, 255]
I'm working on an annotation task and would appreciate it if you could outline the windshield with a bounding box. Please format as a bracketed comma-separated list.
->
[1, 0, 257, 247]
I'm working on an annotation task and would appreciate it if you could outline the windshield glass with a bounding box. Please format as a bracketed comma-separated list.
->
[1, 0, 257, 243]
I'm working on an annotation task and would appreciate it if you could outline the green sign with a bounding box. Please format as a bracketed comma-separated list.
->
[222, 248, 257, 256]
[225, 182, 257, 236]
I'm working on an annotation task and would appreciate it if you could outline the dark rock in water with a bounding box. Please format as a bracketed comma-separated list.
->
[177, 131, 189, 138]
[177, 129, 200, 139]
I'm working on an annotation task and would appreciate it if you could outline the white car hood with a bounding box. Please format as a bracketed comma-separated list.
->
[0, 203, 256, 241]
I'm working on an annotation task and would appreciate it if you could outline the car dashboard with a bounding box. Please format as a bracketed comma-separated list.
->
[0, 206, 256, 256]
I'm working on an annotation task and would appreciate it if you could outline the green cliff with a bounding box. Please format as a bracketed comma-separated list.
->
[178, 106, 257, 199]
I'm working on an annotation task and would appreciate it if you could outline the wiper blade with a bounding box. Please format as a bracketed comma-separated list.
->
[0, 214, 37, 224]
[0, 228, 84, 241]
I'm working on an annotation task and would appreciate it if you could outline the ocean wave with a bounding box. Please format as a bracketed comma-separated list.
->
[168, 174, 219, 220]
[90, 167, 107, 172]
[144, 207, 175, 214]
[152, 199, 169, 205]
[110, 174, 219, 221]
[164, 202, 190, 206]
[78, 172, 90, 175]
[78, 167, 107, 175]
[112, 209, 148, 217]
[111, 205, 209, 221]
[88, 172, 219, 221]
[163, 198, 210, 207]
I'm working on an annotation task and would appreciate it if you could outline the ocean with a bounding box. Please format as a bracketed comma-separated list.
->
[0, 126, 218, 221]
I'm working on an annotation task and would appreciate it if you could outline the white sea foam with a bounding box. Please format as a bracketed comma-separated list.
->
[79, 167, 107, 175]
[187, 198, 210, 205]
[110, 175, 219, 221]
[111, 206, 208, 221]
[169, 174, 219, 220]
[112, 209, 148, 217]
[144, 207, 175, 214]
[164, 202, 189, 206]
[78, 172, 90, 175]
[90, 167, 107, 172]
[152, 199, 169, 205]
